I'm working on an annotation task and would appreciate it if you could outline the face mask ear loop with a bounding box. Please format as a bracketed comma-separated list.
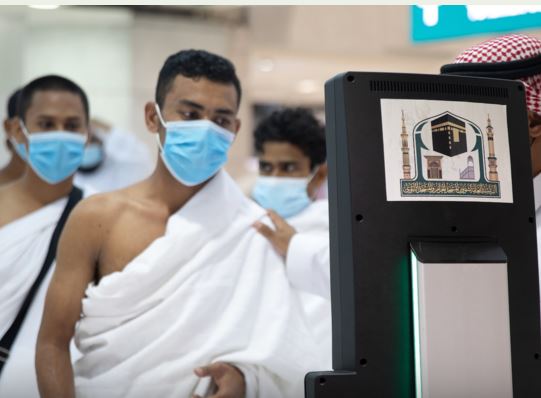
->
[308, 165, 321, 184]
[155, 133, 165, 153]
[19, 119, 31, 153]
[81, 129, 90, 147]
[8, 137, 25, 161]
[154, 103, 168, 154]
[154, 103, 167, 129]
[19, 120, 30, 138]
[307, 165, 322, 201]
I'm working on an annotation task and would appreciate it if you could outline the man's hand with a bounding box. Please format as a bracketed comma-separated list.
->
[193, 362, 246, 398]
[253, 210, 297, 257]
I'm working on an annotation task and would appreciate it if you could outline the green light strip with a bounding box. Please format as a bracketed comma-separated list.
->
[410, 251, 423, 398]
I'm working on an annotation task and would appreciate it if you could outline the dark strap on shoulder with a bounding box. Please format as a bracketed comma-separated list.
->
[0, 187, 83, 375]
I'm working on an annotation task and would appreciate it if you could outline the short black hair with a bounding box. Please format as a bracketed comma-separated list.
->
[7, 88, 21, 119]
[254, 107, 326, 170]
[155, 49, 241, 108]
[18, 75, 89, 122]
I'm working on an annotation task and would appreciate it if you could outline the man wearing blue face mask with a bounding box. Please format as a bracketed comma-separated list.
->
[0, 88, 26, 185]
[37, 50, 320, 398]
[250, 108, 332, 369]
[252, 108, 330, 300]
[0, 75, 87, 397]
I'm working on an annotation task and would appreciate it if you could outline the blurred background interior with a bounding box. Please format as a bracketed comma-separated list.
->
[2, 5, 541, 191]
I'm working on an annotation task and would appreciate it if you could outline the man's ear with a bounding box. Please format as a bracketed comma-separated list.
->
[10, 117, 26, 143]
[316, 162, 328, 181]
[3, 118, 20, 139]
[308, 162, 328, 198]
[3, 119, 11, 137]
[528, 111, 541, 140]
[233, 118, 241, 136]
[144, 102, 161, 134]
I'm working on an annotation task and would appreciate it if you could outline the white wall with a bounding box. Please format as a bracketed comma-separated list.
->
[0, 8, 25, 167]
[0, 6, 134, 167]
[22, 7, 134, 131]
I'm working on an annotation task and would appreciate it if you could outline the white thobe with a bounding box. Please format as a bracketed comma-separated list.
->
[0, 188, 89, 397]
[73, 170, 321, 398]
[285, 200, 332, 369]
[286, 200, 330, 299]
[0, 198, 67, 398]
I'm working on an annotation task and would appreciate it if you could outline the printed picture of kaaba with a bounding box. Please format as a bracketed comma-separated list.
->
[431, 113, 467, 157]
[399, 110, 501, 198]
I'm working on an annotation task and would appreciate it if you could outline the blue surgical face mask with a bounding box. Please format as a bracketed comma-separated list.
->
[79, 143, 105, 172]
[251, 175, 315, 219]
[20, 121, 87, 184]
[155, 104, 235, 186]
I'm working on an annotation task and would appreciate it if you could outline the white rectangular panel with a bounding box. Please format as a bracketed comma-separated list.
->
[411, 255, 513, 398]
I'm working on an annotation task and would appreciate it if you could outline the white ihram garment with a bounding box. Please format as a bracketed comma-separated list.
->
[74, 170, 320, 398]
[0, 198, 66, 397]
[286, 200, 332, 369]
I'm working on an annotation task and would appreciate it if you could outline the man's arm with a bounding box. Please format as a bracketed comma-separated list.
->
[36, 199, 102, 398]
[285, 232, 330, 298]
[254, 209, 330, 298]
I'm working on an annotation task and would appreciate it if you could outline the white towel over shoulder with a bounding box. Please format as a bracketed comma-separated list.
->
[74, 171, 320, 398]
[0, 197, 67, 397]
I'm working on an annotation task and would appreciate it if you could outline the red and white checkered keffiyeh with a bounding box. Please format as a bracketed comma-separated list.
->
[454, 34, 541, 115]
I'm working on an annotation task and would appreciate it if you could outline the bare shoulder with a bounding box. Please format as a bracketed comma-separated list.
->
[69, 184, 158, 232]
[66, 189, 136, 236]
[75, 190, 130, 216]
[58, 188, 143, 264]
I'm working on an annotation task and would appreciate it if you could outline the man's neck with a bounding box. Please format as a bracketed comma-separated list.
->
[0, 155, 26, 185]
[18, 170, 74, 205]
[0, 170, 74, 228]
[141, 160, 208, 215]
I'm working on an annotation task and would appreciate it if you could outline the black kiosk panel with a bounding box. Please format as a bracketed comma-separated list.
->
[305, 72, 541, 397]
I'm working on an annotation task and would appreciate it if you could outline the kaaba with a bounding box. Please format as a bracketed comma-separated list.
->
[431, 112, 467, 157]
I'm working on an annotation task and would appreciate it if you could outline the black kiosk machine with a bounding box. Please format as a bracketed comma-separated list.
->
[305, 72, 541, 397]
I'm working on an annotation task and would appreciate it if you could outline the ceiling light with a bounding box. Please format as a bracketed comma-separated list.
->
[296, 79, 320, 94]
[28, 5, 60, 10]
[257, 58, 275, 73]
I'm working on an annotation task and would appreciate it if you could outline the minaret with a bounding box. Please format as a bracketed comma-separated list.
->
[401, 110, 411, 179]
[486, 114, 499, 181]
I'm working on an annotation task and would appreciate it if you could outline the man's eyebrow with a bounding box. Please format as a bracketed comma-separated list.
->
[178, 99, 204, 110]
[178, 100, 235, 116]
[35, 115, 83, 120]
[214, 108, 235, 116]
